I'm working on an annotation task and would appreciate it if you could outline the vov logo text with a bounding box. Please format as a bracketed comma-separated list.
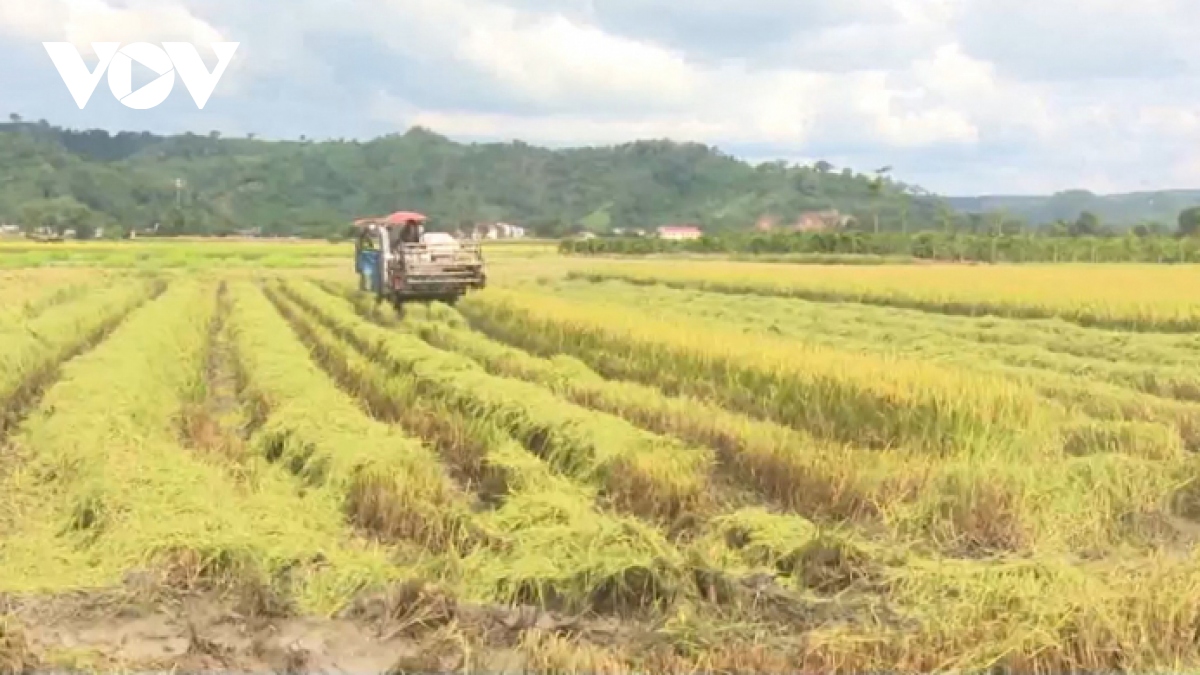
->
[43, 42, 239, 110]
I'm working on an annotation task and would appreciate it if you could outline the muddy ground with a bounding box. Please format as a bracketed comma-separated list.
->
[0, 575, 636, 673]
[0, 568, 861, 674]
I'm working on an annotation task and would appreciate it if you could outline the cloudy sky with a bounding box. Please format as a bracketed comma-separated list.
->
[1, 0, 1198, 196]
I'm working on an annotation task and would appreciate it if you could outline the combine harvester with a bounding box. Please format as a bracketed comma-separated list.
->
[353, 211, 487, 308]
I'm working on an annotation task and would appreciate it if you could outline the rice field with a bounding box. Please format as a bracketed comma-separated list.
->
[1, 244, 1200, 673]
[570, 259, 1200, 331]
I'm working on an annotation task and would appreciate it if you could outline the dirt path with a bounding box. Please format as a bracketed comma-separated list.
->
[0, 577, 670, 673]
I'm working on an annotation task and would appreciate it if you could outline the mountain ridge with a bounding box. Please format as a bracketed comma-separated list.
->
[1, 117, 1195, 236]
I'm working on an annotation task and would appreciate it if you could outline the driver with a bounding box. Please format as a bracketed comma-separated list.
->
[401, 220, 422, 243]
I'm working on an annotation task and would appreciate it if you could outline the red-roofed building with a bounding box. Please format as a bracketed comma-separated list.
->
[656, 225, 703, 240]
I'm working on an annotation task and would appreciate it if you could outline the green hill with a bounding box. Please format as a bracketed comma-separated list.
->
[0, 119, 944, 238]
[2, 119, 1194, 239]
[946, 190, 1200, 228]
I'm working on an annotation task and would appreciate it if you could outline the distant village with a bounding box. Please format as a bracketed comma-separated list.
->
[0, 221, 533, 241]
[0, 223, 104, 241]
[456, 222, 528, 240]
[0, 209, 854, 242]
[577, 209, 854, 241]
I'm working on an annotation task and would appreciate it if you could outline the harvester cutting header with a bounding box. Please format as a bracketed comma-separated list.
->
[353, 211, 486, 307]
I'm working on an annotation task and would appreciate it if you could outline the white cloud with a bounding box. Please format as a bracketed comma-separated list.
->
[454, 13, 699, 107]
[0, 0, 224, 46]
[3, 0, 1200, 194]
[1137, 107, 1200, 136]
[954, 0, 1198, 80]
[363, 0, 988, 150]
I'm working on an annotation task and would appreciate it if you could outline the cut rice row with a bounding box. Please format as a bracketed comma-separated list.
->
[0, 268, 109, 329]
[403, 302, 1186, 555]
[224, 281, 470, 549]
[445, 288, 1193, 555]
[264, 286, 692, 614]
[401, 304, 901, 523]
[279, 285, 872, 613]
[0, 278, 161, 435]
[276, 280, 714, 524]
[0, 280, 396, 614]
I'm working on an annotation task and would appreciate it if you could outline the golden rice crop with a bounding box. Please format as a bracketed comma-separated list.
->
[262, 284, 692, 613]
[686, 506, 889, 594]
[0, 239, 346, 270]
[570, 261, 1200, 331]
[224, 280, 470, 548]
[0, 280, 396, 612]
[406, 311, 910, 523]
[277, 280, 714, 522]
[998, 363, 1200, 449]
[457, 288, 1060, 458]
[809, 553, 1200, 673]
[310, 288, 1175, 557]
[455, 286, 1199, 553]
[0, 276, 98, 329]
[5, 243, 1200, 673]
[550, 276, 1200, 404]
[0, 278, 158, 433]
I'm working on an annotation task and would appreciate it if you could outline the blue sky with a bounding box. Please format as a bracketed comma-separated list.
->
[1, 0, 1198, 196]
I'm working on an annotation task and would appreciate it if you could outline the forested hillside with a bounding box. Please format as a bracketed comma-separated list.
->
[0, 119, 944, 238]
[947, 191, 1200, 228]
[2, 118, 1196, 239]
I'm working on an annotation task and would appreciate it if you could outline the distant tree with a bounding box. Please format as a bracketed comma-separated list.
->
[18, 196, 94, 234]
[1071, 210, 1102, 236]
[1133, 221, 1168, 237]
[937, 201, 955, 232]
[813, 160, 834, 173]
[1178, 206, 1200, 237]
[8, 113, 19, 123]
[1047, 219, 1072, 237]
[793, 171, 818, 196]
[999, 213, 1026, 235]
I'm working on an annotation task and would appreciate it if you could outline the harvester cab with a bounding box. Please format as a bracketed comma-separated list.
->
[353, 211, 487, 307]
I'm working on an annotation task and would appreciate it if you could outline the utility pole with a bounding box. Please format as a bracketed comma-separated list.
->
[175, 178, 184, 207]
[870, 166, 892, 234]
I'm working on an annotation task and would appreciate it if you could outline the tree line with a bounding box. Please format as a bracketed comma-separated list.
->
[561, 224, 1200, 264]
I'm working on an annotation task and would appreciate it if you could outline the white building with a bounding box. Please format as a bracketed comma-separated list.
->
[656, 225, 703, 240]
[472, 222, 527, 240]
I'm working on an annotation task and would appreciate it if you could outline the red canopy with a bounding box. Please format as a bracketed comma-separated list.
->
[384, 211, 427, 225]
